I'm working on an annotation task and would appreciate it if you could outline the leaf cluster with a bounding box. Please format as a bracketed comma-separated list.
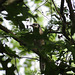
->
[0, 0, 75, 75]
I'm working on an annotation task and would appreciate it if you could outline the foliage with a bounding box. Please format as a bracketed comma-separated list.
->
[0, 0, 75, 75]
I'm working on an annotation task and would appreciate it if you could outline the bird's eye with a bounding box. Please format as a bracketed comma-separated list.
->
[33, 24, 37, 26]
[31, 23, 40, 28]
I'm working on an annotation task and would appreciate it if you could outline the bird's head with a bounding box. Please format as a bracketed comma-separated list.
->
[30, 23, 40, 28]
[30, 23, 43, 35]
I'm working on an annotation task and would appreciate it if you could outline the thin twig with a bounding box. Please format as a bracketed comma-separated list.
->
[48, 31, 62, 34]
[37, 9, 50, 21]
[18, 56, 39, 60]
[51, 0, 61, 17]
[47, 0, 62, 20]
[35, 0, 47, 11]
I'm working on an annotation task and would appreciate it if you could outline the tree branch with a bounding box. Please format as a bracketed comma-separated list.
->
[66, 0, 75, 35]
[66, 0, 75, 23]
[0, 24, 26, 46]
[18, 56, 39, 60]
[51, 0, 61, 17]
[48, 31, 62, 34]
[60, 0, 64, 15]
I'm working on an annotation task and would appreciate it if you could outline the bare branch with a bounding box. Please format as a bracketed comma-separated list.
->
[60, 0, 64, 15]
[66, 0, 75, 23]
[18, 56, 39, 60]
[51, 0, 61, 16]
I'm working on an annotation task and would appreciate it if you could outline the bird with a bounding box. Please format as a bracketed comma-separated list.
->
[30, 23, 45, 74]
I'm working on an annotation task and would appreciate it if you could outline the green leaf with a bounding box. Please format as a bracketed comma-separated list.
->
[5, 45, 19, 57]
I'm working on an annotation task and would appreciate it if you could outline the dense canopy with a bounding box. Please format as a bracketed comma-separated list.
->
[0, 0, 75, 75]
